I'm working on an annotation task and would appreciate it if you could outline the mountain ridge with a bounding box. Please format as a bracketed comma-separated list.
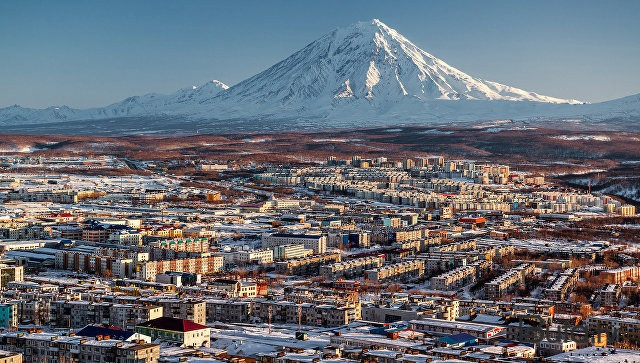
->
[1, 19, 638, 132]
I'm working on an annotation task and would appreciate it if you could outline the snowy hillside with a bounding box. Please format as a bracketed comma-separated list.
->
[0, 80, 229, 125]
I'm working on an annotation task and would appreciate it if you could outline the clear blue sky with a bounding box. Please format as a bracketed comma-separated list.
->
[1, 0, 639, 108]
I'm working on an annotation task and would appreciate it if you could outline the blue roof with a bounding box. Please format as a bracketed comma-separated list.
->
[76, 325, 135, 340]
[438, 333, 478, 345]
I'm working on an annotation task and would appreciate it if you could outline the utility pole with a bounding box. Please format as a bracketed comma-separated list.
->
[268, 305, 273, 334]
[297, 304, 302, 332]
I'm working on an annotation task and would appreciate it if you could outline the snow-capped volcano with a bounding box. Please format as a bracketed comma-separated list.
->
[1, 19, 638, 134]
[214, 19, 581, 110]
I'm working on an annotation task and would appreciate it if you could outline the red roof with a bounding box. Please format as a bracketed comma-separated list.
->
[459, 217, 486, 224]
[50, 213, 73, 217]
[137, 317, 209, 332]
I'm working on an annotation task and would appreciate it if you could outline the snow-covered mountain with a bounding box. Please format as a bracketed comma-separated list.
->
[0, 19, 638, 133]
[0, 80, 229, 125]
[212, 19, 581, 110]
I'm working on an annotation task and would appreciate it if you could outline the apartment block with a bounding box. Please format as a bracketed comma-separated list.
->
[234, 248, 274, 264]
[484, 263, 535, 300]
[0, 265, 23, 288]
[139, 298, 206, 325]
[545, 268, 579, 301]
[430, 264, 477, 291]
[272, 244, 311, 260]
[0, 332, 159, 363]
[251, 299, 361, 327]
[55, 251, 135, 278]
[263, 233, 327, 254]
[208, 279, 258, 297]
[138, 255, 223, 281]
[0, 304, 18, 329]
[600, 284, 621, 307]
[0, 351, 21, 363]
[599, 266, 640, 284]
[364, 260, 425, 282]
[586, 315, 640, 346]
[205, 300, 251, 323]
[151, 237, 210, 253]
[319, 256, 385, 280]
[49, 301, 163, 329]
[275, 253, 341, 276]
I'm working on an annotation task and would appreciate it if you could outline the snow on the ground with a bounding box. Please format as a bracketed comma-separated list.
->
[551, 134, 612, 142]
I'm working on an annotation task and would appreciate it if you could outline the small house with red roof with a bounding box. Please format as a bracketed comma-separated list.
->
[135, 316, 210, 347]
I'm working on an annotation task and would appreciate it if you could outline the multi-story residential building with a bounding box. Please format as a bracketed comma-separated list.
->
[262, 233, 327, 254]
[55, 250, 135, 278]
[108, 230, 142, 245]
[328, 330, 420, 352]
[364, 260, 425, 282]
[82, 224, 111, 242]
[326, 231, 371, 248]
[208, 279, 257, 298]
[600, 284, 621, 307]
[205, 300, 252, 323]
[0, 240, 47, 252]
[272, 244, 311, 260]
[138, 255, 223, 281]
[0, 265, 23, 288]
[0, 303, 18, 329]
[430, 264, 477, 291]
[155, 272, 201, 287]
[233, 248, 274, 265]
[251, 299, 361, 327]
[599, 266, 640, 284]
[131, 191, 166, 206]
[457, 298, 554, 317]
[362, 299, 459, 323]
[586, 315, 640, 346]
[0, 332, 159, 363]
[110, 304, 164, 331]
[431, 240, 477, 253]
[151, 237, 210, 252]
[80, 339, 160, 363]
[275, 253, 341, 276]
[484, 263, 535, 300]
[49, 301, 163, 329]
[7, 189, 83, 203]
[0, 225, 48, 241]
[319, 256, 385, 280]
[140, 298, 206, 325]
[17, 299, 48, 325]
[617, 204, 636, 216]
[0, 351, 21, 363]
[545, 268, 578, 301]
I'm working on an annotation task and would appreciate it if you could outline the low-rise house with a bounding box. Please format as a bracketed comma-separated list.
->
[135, 317, 211, 348]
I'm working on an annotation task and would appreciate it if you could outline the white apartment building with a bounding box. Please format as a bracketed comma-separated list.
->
[108, 230, 142, 245]
[262, 233, 327, 254]
[234, 248, 274, 265]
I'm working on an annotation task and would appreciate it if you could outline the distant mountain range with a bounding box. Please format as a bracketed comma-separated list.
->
[1, 19, 638, 134]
